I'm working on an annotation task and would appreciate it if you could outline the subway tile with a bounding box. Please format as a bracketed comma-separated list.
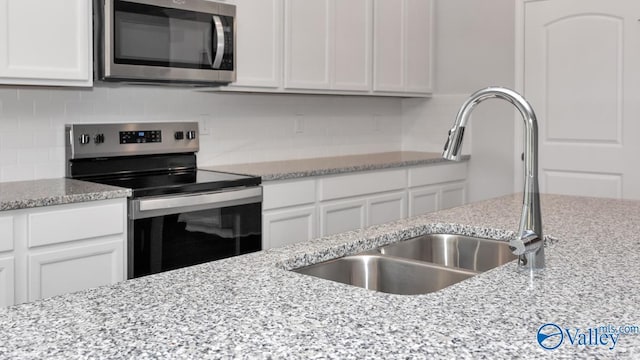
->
[1, 131, 35, 149]
[17, 148, 50, 164]
[0, 164, 35, 182]
[34, 162, 64, 179]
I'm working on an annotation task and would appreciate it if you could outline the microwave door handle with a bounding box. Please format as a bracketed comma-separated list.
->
[212, 15, 225, 69]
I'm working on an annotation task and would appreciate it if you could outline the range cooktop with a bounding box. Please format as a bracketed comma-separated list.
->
[85, 169, 261, 198]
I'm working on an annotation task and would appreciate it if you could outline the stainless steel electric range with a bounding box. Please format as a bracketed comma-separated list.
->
[65, 122, 262, 279]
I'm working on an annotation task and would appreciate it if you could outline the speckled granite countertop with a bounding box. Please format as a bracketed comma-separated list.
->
[0, 178, 131, 211]
[1, 193, 639, 358]
[203, 151, 470, 181]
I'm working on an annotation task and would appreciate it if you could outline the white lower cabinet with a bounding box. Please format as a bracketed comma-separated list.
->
[367, 191, 406, 226]
[441, 182, 467, 210]
[263, 206, 316, 249]
[262, 163, 468, 249]
[320, 199, 366, 236]
[28, 239, 123, 302]
[408, 186, 439, 217]
[0, 256, 14, 307]
[0, 198, 127, 307]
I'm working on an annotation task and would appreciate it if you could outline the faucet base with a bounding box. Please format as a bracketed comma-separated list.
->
[516, 246, 545, 272]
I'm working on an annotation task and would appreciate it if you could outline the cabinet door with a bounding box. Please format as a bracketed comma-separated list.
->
[0, 256, 14, 307]
[263, 207, 316, 249]
[28, 240, 124, 302]
[284, 0, 331, 89]
[320, 199, 366, 236]
[373, 0, 432, 94]
[228, 0, 283, 88]
[523, 0, 640, 199]
[367, 192, 406, 226]
[404, 0, 432, 93]
[409, 187, 439, 217]
[332, 0, 372, 91]
[0, 0, 92, 86]
[441, 182, 467, 210]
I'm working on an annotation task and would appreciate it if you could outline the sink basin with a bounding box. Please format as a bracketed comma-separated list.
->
[378, 234, 517, 272]
[293, 254, 476, 295]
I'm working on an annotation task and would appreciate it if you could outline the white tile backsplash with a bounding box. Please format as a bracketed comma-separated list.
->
[0, 85, 403, 182]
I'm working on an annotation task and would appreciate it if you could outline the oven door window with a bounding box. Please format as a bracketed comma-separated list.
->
[113, 0, 233, 70]
[132, 203, 261, 278]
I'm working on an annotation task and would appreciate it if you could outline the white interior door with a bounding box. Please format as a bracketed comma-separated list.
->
[523, 0, 640, 199]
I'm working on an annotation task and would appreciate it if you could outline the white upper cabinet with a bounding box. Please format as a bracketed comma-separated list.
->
[373, 0, 433, 94]
[331, 0, 372, 91]
[0, 0, 92, 87]
[284, 0, 372, 91]
[224, 0, 283, 89]
[221, 0, 430, 97]
[284, 0, 331, 90]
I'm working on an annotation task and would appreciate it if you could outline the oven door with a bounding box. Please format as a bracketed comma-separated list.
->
[128, 187, 261, 278]
[98, 0, 236, 84]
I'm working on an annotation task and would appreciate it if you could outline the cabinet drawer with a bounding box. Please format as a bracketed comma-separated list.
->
[0, 216, 13, 252]
[28, 201, 125, 248]
[320, 169, 406, 201]
[408, 163, 467, 187]
[263, 179, 316, 210]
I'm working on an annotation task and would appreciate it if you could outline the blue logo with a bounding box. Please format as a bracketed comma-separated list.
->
[537, 323, 564, 350]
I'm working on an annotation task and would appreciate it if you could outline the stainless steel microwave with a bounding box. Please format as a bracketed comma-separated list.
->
[94, 0, 236, 85]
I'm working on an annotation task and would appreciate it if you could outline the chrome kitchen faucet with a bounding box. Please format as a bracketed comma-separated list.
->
[442, 87, 545, 272]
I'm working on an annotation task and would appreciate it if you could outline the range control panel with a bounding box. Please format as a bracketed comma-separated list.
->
[66, 122, 199, 160]
[120, 130, 162, 144]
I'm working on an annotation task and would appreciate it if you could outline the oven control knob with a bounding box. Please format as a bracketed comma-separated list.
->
[79, 134, 91, 145]
[94, 133, 105, 144]
[174, 131, 184, 140]
[186, 130, 197, 140]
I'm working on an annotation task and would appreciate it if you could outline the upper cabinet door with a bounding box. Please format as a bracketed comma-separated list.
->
[0, 0, 92, 87]
[284, 0, 331, 90]
[373, 0, 432, 94]
[284, 0, 373, 92]
[331, 0, 372, 91]
[226, 0, 283, 88]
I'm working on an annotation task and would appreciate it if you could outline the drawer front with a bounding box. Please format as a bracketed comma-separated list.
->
[263, 179, 316, 210]
[320, 169, 406, 201]
[0, 216, 13, 252]
[408, 162, 468, 188]
[28, 201, 125, 248]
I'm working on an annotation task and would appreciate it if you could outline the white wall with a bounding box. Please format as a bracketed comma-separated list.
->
[0, 85, 402, 182]
[402, 0, 517, 203]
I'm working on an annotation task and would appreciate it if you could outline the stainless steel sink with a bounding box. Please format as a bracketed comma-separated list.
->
[378, 234, 517, 272]
[292, 234, 516, 295]
[293, 254, 477, 295]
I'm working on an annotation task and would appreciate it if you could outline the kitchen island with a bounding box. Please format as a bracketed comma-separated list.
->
[0, 193, 638, 358]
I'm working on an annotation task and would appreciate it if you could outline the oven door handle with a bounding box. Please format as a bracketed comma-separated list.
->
[130, 187, 262, 220]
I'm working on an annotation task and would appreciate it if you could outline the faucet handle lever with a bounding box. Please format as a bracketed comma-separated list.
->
[510, 230, 542, 256]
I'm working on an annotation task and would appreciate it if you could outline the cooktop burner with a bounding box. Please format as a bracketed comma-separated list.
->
[86, 169, 261, 198]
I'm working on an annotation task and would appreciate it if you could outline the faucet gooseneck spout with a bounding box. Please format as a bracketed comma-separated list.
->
[442, 87, 545, 272]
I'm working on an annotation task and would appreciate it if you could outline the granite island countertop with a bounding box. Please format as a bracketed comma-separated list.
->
[0, 193, 639, 359]
[0, 178, 131, 211]
[202, 151, 470, 181]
